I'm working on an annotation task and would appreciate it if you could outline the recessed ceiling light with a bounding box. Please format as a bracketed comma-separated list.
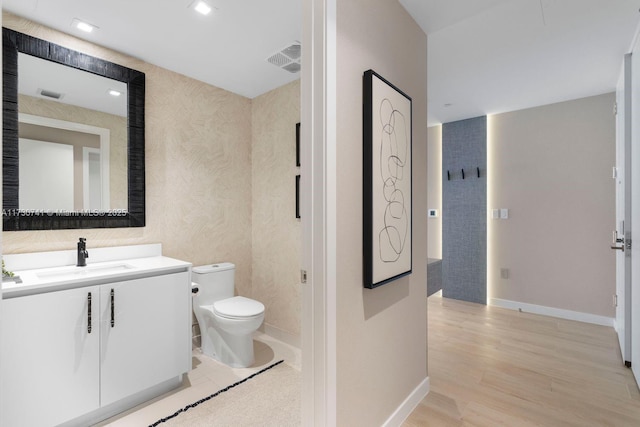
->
[193, 0, 212, 15]
[108, 89, 122, 97]
[72, 18, 98, 33]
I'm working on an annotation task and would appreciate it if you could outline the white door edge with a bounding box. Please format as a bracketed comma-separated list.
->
[301, 0, 337, 425]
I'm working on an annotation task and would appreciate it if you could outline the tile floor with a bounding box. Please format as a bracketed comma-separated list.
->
[95, 332, 301, 426]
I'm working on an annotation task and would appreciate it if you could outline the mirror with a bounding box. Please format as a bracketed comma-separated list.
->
[2, 28, 146, 230]
[18, 53, 128, 213]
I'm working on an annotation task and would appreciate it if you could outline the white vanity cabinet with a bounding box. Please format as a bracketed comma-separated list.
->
[1, 266, 191, 427]
[100, 272, 190, 406]
[1, 285, 101, 427]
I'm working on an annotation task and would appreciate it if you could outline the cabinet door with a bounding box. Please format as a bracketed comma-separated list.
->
[100, 272, 190, 406]
[1, 286, 100, 427]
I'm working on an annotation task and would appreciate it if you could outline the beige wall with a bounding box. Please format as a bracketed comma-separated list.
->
[3, 13, 254, 298]
[427, 125, 442, 259]
[335, 0, 428, 425]
[489, 93, 616, 317]
[428, 93, 616, 317]
[251, 80, 301, 341]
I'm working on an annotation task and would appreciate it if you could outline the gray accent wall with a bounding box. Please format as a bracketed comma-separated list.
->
[427, 258, 442, 297]
[442, 116, 487, 304]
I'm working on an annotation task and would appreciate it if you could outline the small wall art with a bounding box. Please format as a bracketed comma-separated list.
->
[296, 122, 301, 167]
[363, 69, 412, 289]
[296, 174, 300, 219]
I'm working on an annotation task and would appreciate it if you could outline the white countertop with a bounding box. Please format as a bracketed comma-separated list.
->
[2, 244, 191, 298]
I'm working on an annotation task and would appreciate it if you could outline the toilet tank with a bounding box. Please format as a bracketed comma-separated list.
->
[192, 262, 235, 304]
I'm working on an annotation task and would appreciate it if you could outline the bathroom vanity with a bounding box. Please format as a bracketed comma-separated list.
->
[1, 244, 191, 427]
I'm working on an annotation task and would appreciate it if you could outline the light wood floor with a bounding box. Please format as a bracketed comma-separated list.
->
[403, 295, 640, 426]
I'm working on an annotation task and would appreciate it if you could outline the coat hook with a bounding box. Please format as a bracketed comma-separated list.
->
[447, 170, 450, 181]
[477, 167, 480, 178]
[461, 169, 465, 180]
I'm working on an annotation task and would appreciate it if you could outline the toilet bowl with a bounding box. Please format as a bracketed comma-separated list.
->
[192, 263, 265, 368]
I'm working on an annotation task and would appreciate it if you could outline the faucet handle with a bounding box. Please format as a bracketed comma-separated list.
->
[77, 238, 89, 267]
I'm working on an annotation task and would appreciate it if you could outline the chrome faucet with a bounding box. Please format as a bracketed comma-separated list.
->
[77, 238, 89, 267]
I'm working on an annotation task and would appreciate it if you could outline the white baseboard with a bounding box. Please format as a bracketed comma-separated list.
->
[382, 376, 430, 427]
[633, 365, 639, 386]
[260, 323, 301, 349]
[490, 298, 614, 327]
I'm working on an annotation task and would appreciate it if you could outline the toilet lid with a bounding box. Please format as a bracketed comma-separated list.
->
[213, 296, 264, 318]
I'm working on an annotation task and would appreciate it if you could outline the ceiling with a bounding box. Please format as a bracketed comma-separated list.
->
[3, 0, 301, 99]
[3, 1, 640, 125]
[19, 53, 128, 117]
[400, 0, 640, 125]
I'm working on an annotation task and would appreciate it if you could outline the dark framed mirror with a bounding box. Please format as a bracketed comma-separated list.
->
[2, 27, 145, 231]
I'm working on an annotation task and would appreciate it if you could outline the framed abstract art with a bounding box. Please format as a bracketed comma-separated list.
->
[363, 69, 412, 289]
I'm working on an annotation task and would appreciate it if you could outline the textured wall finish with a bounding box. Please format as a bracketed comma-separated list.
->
[251, 80, 301, 341]
[442, 116, 487, 305]
[2, 13, 253, 298]
[335, 0, 428, 425]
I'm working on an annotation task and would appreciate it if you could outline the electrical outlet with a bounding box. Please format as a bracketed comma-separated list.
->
[500, 268, 509, 279]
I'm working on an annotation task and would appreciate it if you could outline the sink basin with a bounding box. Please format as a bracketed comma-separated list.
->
[36, 263, 135, 280]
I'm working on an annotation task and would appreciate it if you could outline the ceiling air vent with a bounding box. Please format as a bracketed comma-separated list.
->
[282, 62, 301, 73]
[38, 89, 63, 100]
[267, 42, 301, 74]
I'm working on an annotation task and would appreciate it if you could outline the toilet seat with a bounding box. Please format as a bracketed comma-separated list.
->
[213, 296, 264, 320]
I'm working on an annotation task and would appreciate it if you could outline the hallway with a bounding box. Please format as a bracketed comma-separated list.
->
[404, 295, 640, 426]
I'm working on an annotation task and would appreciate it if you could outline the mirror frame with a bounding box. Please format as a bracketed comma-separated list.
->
[2, 27, 146, 231]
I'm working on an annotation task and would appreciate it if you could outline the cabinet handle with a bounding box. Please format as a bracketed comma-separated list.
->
[110, 288, 115, 327]
[87, 292, 92, 334]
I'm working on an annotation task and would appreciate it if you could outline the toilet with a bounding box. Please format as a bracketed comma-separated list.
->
[192, 263, 265, 368]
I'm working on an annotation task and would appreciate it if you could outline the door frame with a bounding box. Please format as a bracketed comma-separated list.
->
[1, 2, 4, 418]
[614, 53, 632, 365]
[301, 0, 337, 424]
[630, 26, 640, 385]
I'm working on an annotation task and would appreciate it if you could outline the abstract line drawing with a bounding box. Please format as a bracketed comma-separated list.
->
[378, 98, 408, 262]
[363, 69, 412, 289]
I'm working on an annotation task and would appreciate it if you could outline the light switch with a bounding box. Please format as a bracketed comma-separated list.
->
[491, 209, 500, 219]
[500, 208, 509, 219]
